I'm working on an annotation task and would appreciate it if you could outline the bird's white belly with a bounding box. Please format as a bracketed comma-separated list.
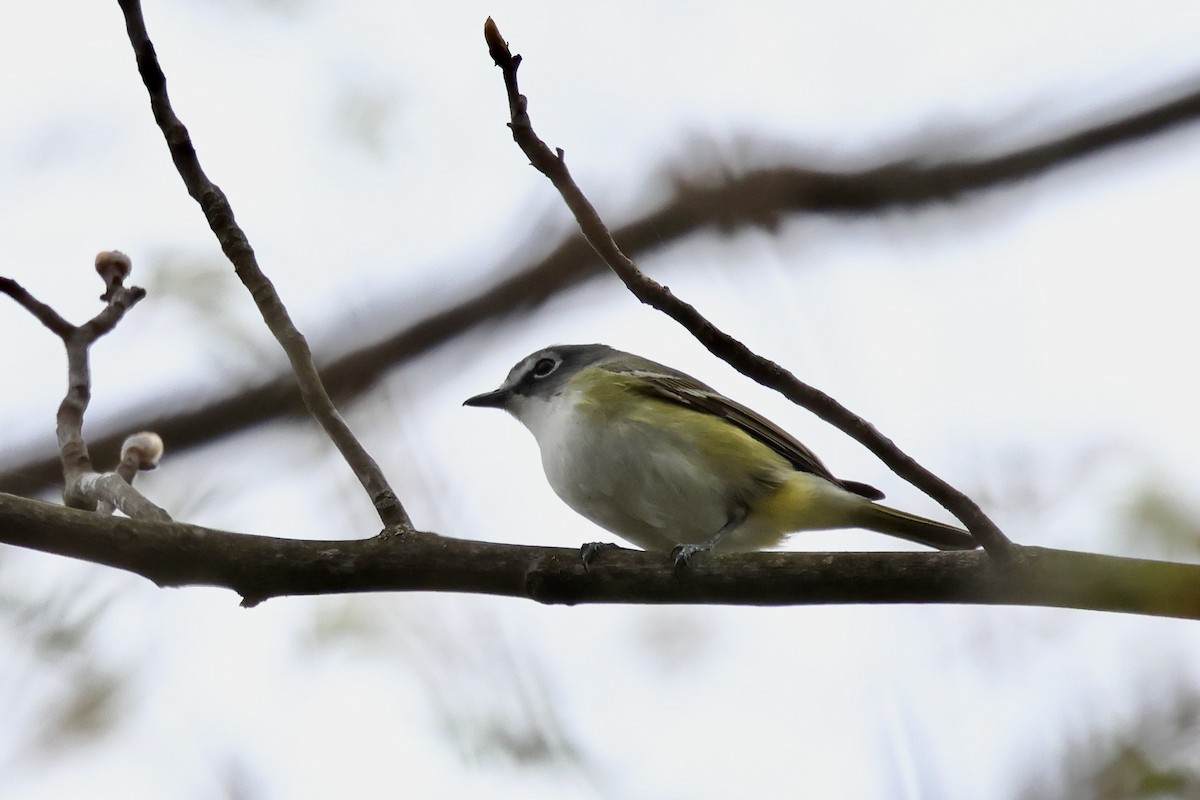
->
[529, 398, 733, 550]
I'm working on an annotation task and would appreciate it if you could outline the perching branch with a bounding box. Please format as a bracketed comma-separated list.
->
[0, 254, 168, 521]
[115, 0, 410, 531]
[1, 492, 1197, 618]
[5, 79, 1200, 497]
[483, 18, 1015, 559]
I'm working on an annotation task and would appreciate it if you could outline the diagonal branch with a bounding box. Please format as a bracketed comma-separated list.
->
[4, 78, 1200, 497]
[1, 492, 1198, 618]
[0, 278, 74, 337]
[483, 18, 1015, 558]
[114, 0, 410, 530]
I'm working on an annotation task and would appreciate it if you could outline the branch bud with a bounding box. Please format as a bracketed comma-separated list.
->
[95, 250, 132, 301]
[121, 431, 164, 470]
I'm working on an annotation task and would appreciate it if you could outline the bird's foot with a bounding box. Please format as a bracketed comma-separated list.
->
[580, 541, 621, 572]
[670, 542, 713, 572]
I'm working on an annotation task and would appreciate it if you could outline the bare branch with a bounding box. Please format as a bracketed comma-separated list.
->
[3, 253, 166, 520]
[114, 0, 411, 530]
[55, 254, 146, 509]
[0, 277, 74, 338]
[1, 492, 1197, 618]
[81, 473, 170, 522]
[483, 19, 1015, 558]
[5, 79, 1200, 497]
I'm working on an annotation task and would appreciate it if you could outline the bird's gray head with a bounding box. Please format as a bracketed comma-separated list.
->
[463, 344, 616, 414]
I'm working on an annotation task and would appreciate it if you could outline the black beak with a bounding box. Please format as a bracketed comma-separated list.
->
[463, 388, 510, 408]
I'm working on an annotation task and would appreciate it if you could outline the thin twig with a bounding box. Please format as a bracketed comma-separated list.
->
[0, 278, 74, 337]
[1, 256, 168, 520]
[56, 254, 148, 507]
[114, 0, 411, 531]
[82, 473, 169, 521]
[483, 18, 1016, 559]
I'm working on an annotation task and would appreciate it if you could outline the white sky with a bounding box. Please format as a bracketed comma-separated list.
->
[4, 1, 1200, 798]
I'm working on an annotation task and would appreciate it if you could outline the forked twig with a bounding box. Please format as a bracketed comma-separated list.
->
[1, 253, 168, 521]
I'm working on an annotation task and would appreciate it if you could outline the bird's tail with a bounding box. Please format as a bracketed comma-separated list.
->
[854, 503, 979, 551]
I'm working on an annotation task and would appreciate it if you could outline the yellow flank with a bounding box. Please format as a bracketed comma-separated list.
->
[753, 474, 864, 532]
[750, 480, 807, 535]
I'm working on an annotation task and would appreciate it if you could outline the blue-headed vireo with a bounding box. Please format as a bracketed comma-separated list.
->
[464, 344, 978, 562]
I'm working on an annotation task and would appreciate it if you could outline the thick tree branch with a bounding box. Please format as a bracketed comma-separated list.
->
[114, 0, 410, 530]
[483, 19, 1015, 558]
[4, 78, 1200, 497]
[0, 493, 1197, 618]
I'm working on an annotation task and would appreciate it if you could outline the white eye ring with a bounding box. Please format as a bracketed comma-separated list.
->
[531, 357, 558, 378]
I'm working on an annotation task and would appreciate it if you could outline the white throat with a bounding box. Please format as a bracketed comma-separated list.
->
[506, 388, 582, 448]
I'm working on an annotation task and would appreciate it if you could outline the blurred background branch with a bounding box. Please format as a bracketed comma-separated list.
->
[1018, 680, 1200, 800]
[3, 79, 1200, 497]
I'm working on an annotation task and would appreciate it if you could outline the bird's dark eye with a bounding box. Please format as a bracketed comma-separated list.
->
[531, 357, 558, 378]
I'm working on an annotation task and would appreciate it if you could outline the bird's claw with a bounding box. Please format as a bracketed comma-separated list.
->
[581, 541, 620, 572]
[671, 543, 711, 572]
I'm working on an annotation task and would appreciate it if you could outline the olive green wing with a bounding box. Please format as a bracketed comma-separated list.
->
[609, 364, 885, 501]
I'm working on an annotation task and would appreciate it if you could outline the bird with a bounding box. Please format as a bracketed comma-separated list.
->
[464, 344, 978, 564]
